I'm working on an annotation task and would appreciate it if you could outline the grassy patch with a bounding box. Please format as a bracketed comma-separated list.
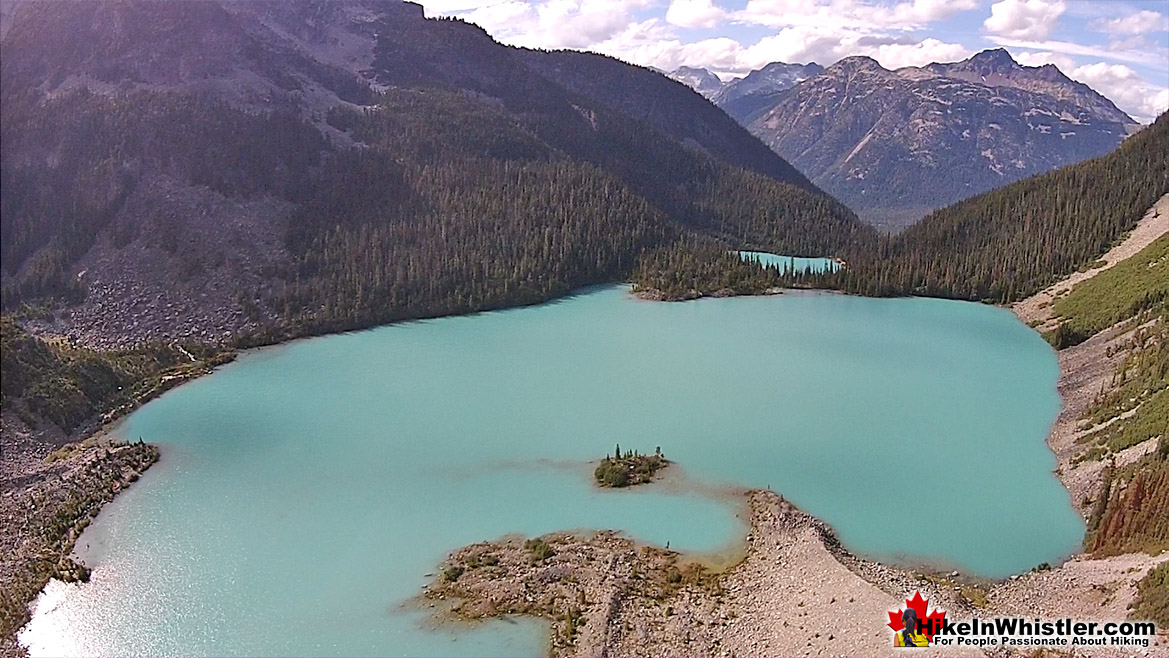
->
[1130, 562, 1169, 627]
[1081, 390, 1168, 456]
[1050, 235, 1168, 346]
[524, 538, 555, 564]
[1074, 312, 1167, 462]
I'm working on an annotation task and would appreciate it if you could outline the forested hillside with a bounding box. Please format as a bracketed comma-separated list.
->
[0, 0, 871, 434]
[634, 112, 1167, 302]
[518, 49, 818, 192]
[827, 112, 1168, 301]
[0, 1, 867, 337]
[0, 318, 228, 435]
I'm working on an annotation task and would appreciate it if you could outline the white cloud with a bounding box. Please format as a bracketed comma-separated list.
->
[665, 0, 725, 29]
[739, 26, 851, 67]
[855, 0, 979, 28]
[736, 0, 977, 31]
[987, 36, 1162, 66]
[737, 0, 854, 30]
[531, 0, 657, 48]
[449, 0, 658, 50]
[1069, 62, 1169, 123]
[871, 38, 971, 68]
[419, 0, 505, 13]
[729, 26, 969, 72]
[1091, 10, 1169, 36]
[1012, 49, 1077, 73]
[458, 1, 535, 34]
[1154, 89, 1169, 119]
[984, 0, 1066, 41]
[416, 0, 1167, 123]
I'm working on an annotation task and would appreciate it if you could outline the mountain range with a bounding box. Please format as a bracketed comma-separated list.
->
[670, 49, 1138, 228]
[2, 3, 1167, 655]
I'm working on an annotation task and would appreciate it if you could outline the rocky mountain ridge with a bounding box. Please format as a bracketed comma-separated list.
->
[713, 61, 824, 106]
[664, 65, 723, 97]
[741, 51, 1135, 228]
[669, 49, 1136, 229]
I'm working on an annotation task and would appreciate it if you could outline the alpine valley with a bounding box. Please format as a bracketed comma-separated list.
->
[2, 1, 1167, 657]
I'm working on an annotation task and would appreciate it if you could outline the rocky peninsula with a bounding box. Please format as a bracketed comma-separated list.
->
[420, 197, 1169, 657]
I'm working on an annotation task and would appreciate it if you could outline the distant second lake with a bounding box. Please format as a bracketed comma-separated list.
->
[737, 250, 841, 273]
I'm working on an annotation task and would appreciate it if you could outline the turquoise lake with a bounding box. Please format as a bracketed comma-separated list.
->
[737, 251, 841, 273]
[22, 286, 1084, 656]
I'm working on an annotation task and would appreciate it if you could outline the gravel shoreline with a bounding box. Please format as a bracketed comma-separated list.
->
[421, 200, 1169, 657]
[425, 491, 991, 657]
[0, 427, 158, 657]
[4, 198, 1165, 656]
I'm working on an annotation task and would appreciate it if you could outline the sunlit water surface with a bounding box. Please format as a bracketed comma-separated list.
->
[22, 286, 1083, 656]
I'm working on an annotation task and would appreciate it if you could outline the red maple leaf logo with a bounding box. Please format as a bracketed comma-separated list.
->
[887, 591, 947, 641]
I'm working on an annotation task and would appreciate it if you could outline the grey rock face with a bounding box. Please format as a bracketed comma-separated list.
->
[729, 51, 1133, 229]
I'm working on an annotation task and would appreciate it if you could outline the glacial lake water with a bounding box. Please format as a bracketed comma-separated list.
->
[22, 286, 1084, 656]
[737, 251, 840, 273]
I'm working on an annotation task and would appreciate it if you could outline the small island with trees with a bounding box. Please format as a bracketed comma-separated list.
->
[594, 445, 670, 488]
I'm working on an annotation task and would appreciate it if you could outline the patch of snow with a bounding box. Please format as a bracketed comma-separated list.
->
[1025, 107, 1057, 117]
[843, 130, 875, 164]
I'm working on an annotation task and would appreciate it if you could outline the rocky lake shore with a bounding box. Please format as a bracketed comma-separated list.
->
[0, 430, 158, 657]
[3, 199, 1165, 657]
[416, 198, 1169, 657]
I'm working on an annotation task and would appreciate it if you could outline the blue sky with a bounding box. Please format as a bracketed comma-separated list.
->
[417, 0, 1169, 122]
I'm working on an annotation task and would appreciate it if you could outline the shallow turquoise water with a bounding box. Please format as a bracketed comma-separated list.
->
[737, 251, 840, 273]
[22, 286, 1083, 656]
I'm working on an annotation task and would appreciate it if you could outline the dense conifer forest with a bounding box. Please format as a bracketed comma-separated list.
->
[814, 112, 1168, 302]
[1, 86, 869, 332]
[0, 318, 229, 434]
[0, 79, 868, 428]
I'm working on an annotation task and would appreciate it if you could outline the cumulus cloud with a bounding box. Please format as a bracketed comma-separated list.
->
[457, 1, 534, 34]
[855, 0, 979, 28]
[1069, 62, 1169, 123]
[532, 0, 658, 48]
[1090, 10, 1169, 36]
[447, 0, 658, 50]
[1011, 49, 1077, 73]
[733, 26, 969, 71]
[870, 38, 971, 68]
[737, 0, 977, 31]
[665, 0, 725, 29]
[416, 0, 1167, 123]
[984, 0, 1066, 41]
